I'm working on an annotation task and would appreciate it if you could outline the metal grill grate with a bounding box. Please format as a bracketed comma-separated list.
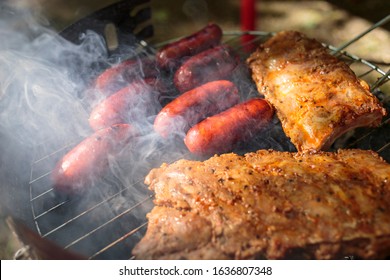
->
[29, 18, 390, 259]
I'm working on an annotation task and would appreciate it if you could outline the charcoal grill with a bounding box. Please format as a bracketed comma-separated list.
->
[9, 1, 390, 259]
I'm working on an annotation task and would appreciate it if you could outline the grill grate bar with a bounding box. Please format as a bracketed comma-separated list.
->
[346, 117, 390, 149]
[377, 142, 390, 153]
[327, 44, 388, 77]
[357, 68, 376, 79]
[29, 171, 52, 185]
[40, 177, 145, 237]
[330, 15, 390, 55]
[370, 68, 390, 91]
[31, 141, 190, 242]
[29, 165, 40, 234]
[88, 222, 148, 259]
[32, 140, 80, 165]
[30, 188, 54, 202]
[224, 30, 273, 44]
[34, 200, 69, 221]
[64, 194, 153, 250]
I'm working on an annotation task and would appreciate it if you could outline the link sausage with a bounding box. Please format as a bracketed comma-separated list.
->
[93, 56, 159, 98]
[156, 23, 223, 71]
[184, 98, 274, 156]
[154, 80, 240, 138]
[89, 81, 161, 131]
[52, 124, 138, 195]
[174, 44, 241, 93]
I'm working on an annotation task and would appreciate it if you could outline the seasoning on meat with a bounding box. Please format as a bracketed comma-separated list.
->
[132, 149, 390, 259]
[246, 31, 386, 151]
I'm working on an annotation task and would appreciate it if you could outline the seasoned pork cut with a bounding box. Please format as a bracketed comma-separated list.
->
[247, 31, 386, 151]
[132, 149, 390, 260]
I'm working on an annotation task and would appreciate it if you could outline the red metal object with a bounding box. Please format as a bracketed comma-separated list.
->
[240, 0, 256, 51]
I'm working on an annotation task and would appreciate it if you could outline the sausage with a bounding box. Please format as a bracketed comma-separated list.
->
[156, 23, 223, 71]
[93, 56, 159, 98]
[51, 124, 138, 195]
[174, 44, 241, 93]
[184, 98, 274, 156]
[89, 81, 161, 131]
[154, 80, 240, 138]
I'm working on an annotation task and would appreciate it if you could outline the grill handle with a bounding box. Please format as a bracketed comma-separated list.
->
[59, 0, 153, 55]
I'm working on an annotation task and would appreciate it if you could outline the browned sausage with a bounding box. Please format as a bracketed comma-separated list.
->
[51, 124, 138, 195]
[154, 80, 240, 138]
[89, 81, 161, 131]
[156, 23, 223, 70]
[174, 44, 241, 93]
[93, 56, 158, 98]
[184, 98, 274, 156]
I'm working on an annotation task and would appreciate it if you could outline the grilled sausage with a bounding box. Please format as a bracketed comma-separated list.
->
[89, 81, 161, 131]
[154, 80, 240, 138]
[156, 23, 223, 71]
[184, 98, 274, 156]
[93, 56, 158, 98]
[52, 124, 138, 195]
[174, 44, 241, 93]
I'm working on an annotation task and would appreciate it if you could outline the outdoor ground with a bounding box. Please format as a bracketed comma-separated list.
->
[1, 0, 389, 259]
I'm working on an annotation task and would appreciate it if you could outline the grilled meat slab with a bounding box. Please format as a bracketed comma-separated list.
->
[247, 31, 386, 151]
[133, 149, 390, 259]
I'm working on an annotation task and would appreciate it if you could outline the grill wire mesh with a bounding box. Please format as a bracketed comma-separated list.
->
[29, 24, 390, 259]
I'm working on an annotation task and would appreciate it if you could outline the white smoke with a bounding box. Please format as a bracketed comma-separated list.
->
[0, 4, 109, 148]
[0, 3, 183, 259]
